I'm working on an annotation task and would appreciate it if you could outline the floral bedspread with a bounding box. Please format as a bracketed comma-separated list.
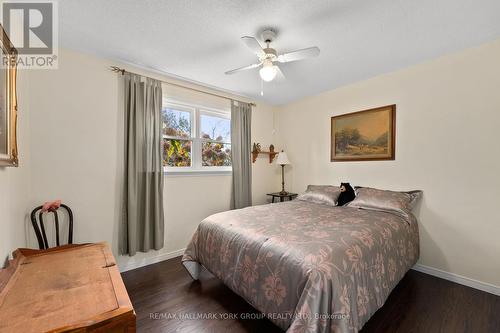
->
[182, 201, 419, 332]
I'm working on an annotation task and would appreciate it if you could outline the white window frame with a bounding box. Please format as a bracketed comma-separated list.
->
[163, 99, 232, 176]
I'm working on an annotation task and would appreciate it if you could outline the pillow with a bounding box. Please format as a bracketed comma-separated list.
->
[354, 186, 422, 210]
[348, 187, 422, 218]
[297, 185, 341, 206]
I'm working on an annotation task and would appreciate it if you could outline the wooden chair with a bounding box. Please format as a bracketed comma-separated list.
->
[30, 203, 74, 249]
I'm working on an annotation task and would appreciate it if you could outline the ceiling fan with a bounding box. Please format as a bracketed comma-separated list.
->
[225, 29, 320, 82]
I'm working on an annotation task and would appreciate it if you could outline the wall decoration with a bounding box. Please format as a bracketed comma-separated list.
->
[252, 142, 261, 153]
[331, 105, 395, 161]
[252, 143, 278, 163]
[0, 24, 18, 167]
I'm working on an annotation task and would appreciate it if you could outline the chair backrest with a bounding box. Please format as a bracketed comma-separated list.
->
[30, 204, 74, 249]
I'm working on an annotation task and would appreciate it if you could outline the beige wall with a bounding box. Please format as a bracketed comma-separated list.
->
[5, 40, 499, 289]
[20, 48, 280, 270]
[276, 39, 500, 287]
[0, 74, 32, 265]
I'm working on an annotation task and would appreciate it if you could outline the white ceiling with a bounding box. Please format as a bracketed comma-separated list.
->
[59, 0, 500, 105]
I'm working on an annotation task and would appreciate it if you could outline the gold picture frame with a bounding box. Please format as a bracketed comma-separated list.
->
[331, 105, 396, 162]
[0, 24, 18, 167]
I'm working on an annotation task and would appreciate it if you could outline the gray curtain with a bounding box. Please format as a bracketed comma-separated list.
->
[121, 73, 164, 256]
[230, 101, 252, 209]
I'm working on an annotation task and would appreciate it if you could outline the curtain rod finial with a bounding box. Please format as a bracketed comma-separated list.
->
[110, 66, 125, 75]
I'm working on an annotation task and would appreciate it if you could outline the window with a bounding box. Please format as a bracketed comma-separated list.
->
[162, 107, 192, 167]
[200, 112, 231, 167]
[162, 101, 231, 173]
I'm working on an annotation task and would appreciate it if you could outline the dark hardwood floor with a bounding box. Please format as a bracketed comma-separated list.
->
[122, 257, 500, 333]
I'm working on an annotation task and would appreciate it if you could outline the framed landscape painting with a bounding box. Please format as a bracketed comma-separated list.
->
[0, 24, 18, 167]
[331, 105, 395, 162]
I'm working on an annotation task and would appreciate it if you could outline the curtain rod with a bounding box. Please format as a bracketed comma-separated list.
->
[109, 66, 256, 107]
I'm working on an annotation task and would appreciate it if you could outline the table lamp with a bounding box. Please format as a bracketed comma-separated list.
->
[276, 151, 291, 195]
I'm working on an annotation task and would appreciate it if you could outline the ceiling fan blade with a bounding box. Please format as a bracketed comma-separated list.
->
[225, 62, 262, 75]
[275, 66, 286, 82]
[277, 46, 320, 63]
[241, 36, 265, 57]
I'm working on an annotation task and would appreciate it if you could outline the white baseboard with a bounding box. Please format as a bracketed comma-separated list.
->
[412, 264, 500, 296]
[118, 248, 185, 273]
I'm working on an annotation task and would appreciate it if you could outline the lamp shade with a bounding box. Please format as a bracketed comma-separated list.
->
[276, 151, 291, 165]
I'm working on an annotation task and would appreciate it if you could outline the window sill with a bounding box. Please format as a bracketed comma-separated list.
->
[164, 169, 232, 177]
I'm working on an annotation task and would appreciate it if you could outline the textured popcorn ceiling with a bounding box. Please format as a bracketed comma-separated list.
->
[59, 0, 500, 105]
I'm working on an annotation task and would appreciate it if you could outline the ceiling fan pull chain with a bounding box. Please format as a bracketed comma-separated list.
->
[261, 78, 264, 96]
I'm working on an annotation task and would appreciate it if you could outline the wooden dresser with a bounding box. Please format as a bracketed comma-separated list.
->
[0, 243, 136, 333]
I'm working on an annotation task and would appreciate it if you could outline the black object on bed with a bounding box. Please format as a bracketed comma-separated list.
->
[338, 182, 356, 206]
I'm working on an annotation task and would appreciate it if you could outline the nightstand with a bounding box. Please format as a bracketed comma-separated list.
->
[267, 192, 298, 203]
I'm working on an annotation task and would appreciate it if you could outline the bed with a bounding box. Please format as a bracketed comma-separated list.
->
[182, 199, 419, 333]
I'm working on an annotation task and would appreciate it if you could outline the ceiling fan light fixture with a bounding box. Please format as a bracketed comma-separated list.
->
[225, 32, 319, 87]
[259, 61, 278, 82]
